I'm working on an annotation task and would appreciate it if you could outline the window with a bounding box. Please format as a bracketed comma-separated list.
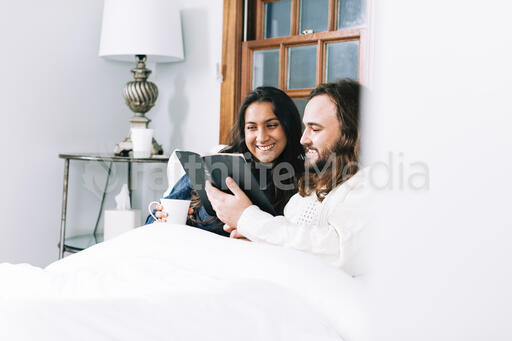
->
[219, 0, 369, 143]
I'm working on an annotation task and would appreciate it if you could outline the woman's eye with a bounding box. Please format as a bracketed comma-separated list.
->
[246, 126, 256, 131]
[267, 124, 278, 129]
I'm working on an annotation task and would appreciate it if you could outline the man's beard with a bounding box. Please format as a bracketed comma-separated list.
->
[305, 140, 342, 174]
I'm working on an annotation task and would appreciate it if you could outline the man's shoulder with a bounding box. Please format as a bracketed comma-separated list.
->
[287, 167, 371, 203]
[284, 191, 314, 207]
[332, 167, 371, 194]
[284, 167, 372, 211]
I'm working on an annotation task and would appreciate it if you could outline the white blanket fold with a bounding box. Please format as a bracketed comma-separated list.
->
[0, 224, 366, 341]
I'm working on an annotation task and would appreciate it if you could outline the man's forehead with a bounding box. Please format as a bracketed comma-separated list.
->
[303, 95, 337, 124]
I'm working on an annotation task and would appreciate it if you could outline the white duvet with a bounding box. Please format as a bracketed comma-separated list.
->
[0, 224, 366, 341]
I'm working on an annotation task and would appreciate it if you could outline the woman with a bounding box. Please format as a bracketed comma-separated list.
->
[145, 86, 304, 236]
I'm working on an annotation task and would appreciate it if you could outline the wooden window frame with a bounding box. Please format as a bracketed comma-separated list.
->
[241, 29, 365, 100]
[219, 0, 244, 145]
[219, 0, 369, 144]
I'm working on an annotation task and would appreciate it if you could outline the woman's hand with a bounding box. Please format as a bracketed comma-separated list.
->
[154, 204, 168, 223]
[205, 177, 252, 227]
[154, 205, 194, 223]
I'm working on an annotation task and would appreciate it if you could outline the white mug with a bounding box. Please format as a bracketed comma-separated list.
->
[148, 198, 191, 224]
[131, 128, 153, 158]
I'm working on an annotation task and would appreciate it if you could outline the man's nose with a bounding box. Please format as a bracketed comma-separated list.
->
[300, 130, 311, 146]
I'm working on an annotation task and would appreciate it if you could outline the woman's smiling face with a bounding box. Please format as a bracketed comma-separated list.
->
[244, 101, 287, 163]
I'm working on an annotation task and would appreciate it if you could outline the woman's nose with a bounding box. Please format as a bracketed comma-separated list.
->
[256, 129, 269, 143]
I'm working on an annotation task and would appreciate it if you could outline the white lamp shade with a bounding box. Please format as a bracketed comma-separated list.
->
[99, 0, 184, 63]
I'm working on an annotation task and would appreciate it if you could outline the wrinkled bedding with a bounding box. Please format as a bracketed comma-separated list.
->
[0, 224, 366, 341]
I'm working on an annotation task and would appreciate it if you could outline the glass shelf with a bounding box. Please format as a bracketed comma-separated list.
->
[58, 153, 169, 163]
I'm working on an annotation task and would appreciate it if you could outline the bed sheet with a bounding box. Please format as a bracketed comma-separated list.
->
[0, 224, 366, 341]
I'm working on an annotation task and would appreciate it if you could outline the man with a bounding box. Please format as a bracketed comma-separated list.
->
[205, 79, 371, 275]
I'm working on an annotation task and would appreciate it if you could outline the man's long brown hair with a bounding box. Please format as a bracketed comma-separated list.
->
[298, 79, 361, 202]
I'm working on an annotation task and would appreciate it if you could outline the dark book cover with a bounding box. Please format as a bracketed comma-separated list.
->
[175, 151, 276, 216]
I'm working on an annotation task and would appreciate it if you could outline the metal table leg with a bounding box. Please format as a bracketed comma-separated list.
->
[58, 159, 70, 259]
[128, 161, 132, 205]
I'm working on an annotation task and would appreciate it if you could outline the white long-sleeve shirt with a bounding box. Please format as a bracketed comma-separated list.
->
[237, 168, 373, 276]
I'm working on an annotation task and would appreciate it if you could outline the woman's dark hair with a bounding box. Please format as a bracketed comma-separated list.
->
[189, 86, 304, 224]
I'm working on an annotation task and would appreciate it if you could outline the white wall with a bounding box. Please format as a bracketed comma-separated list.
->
[0, 0, 223, 267]
[363, 0, 512, 339]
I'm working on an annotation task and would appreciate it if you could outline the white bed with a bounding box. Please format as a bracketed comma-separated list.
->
[0, 223, 366, 341]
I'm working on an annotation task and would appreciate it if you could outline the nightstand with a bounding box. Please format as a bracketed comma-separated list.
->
[58, 153, 169, 259]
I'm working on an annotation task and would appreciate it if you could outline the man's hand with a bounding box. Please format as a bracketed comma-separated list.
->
[205, 177, 252, 228]
[224, 224, 250, 241]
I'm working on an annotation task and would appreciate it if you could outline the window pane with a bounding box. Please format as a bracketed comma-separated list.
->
[287, 45, 317, 89]
[338, 0, 366, 29]
[325, 40, 359, 82]
[293, 99, 308, 119]
[252, 49, 279, 89]
[264, 0, 291, 39]
[299, 0, 329, 34]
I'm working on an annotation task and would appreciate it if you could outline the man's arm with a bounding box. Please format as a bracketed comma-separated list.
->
[208, 172, 372, 270]
[206, 177, 340, 258]
[237, 205, 340, 257]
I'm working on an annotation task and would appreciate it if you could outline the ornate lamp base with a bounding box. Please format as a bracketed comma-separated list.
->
[114, 55, 163, 156]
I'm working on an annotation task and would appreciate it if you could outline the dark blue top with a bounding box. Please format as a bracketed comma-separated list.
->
[144, 174, 229, 236]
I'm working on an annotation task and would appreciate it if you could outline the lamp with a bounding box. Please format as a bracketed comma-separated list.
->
[99, 0, 184, 155]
